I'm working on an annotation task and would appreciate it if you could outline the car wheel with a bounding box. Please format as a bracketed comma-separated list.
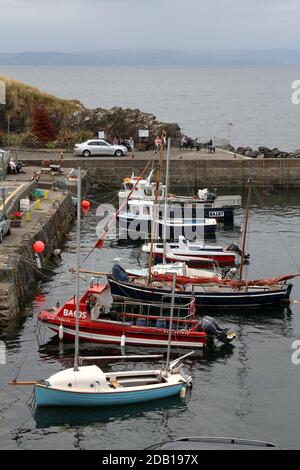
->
[0, 232, 3, 243]
[83, 150, 91, 157]
[115, 150, 123, 157]
[7, 226, 11, 235]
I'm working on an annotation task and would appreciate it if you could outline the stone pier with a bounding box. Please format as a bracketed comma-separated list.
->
[0, 190, 75, 323]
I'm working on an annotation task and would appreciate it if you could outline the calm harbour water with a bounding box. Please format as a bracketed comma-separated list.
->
[1, 65, 300, 150]
[0, 188, 300, 450]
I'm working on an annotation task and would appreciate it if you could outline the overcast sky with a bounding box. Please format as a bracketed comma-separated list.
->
[0, 0, 299, 52]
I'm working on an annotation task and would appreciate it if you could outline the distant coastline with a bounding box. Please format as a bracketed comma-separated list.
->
[1, 49, 300, 66]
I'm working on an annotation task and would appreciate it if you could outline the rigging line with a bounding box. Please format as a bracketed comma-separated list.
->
[0, 386, 25, 401]
[251, 183, 300, 272]
[70, 188, 117, 201]
[87, 176, 118, 191]
[275, 230, 300, 272]
[18, 254, 60, 270]
[13, 255, 71, 283]
[12, 334, 37, 384]
[80, 158, 153, 266]
[252, 183, 264, 209]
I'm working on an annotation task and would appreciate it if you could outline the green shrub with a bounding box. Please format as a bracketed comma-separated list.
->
[0, 131, 40, 148]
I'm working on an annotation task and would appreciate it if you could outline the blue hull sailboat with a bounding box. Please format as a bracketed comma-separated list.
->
[34, 364, 191, 407]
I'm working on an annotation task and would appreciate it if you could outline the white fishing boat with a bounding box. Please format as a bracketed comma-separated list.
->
[118, 171, 241, 226]
[118, 199, 217, 238]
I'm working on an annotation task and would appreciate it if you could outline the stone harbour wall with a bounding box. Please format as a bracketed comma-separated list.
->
[0, 193, 75, 323]
[82, 158, 300, 188]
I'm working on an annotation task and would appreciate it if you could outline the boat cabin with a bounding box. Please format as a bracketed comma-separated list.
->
[56, 284, 113, 321]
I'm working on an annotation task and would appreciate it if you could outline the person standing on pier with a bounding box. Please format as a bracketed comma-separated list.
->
[154, 136, 161, 154]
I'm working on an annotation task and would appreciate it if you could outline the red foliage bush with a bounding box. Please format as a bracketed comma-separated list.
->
[32, 104, 56, 143]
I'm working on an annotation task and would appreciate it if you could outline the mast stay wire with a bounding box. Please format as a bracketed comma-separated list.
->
[251, 182, 300, 273]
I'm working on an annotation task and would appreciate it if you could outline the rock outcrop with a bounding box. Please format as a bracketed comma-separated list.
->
[235, 146, 300, 159]
[62, 106, 181, 142]
[0, 75, 181, 144]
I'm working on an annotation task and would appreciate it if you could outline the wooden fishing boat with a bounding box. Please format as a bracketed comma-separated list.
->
[107, 272, 295, 309]
[38, 284, 236, 348]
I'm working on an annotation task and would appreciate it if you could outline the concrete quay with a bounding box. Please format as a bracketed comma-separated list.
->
[16, 148, 299, 189]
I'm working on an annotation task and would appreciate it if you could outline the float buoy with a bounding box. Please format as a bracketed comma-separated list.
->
[33, 241, 45, 254]
[59, 324, 64, 341]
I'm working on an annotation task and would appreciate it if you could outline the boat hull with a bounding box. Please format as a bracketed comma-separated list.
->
[108, 277, 292, 309]
[34, 382, 185, 407]
[117, 216, 217, 239]
[40, 318, 207, 349]
[153, 251, 236, 268]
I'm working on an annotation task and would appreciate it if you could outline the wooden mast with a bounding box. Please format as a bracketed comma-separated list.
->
[239, 179, 252, 282]
[163, 137, 171, 264]
[147, 131, 166, 285]
[74, 168, 81, 371]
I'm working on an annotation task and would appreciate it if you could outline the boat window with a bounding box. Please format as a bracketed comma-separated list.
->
[144, 189, 153, 197]
[131, 206, 140, 215]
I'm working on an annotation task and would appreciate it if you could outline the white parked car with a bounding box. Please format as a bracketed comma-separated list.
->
[74, 140, 128, 157]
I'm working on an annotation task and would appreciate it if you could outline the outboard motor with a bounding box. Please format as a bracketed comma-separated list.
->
[198, 316, 235, 344]
[112, 263, 129, 283]
[206, 191, 216, 203]
[226, 243, 250, 260]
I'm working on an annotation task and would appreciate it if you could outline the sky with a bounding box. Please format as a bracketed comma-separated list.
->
[0, 0, 300, 52]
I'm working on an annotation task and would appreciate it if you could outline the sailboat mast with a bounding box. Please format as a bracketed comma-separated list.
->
[163, 138, 171, 264]
[147, 132, 166, 285]
[239, 179, 252, 282]
[166, 273, 176, 370]
[74, 168, 81, 371]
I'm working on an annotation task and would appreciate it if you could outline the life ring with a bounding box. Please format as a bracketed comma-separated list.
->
[124, 177, 131, 184]
[87, 294, 97, 306]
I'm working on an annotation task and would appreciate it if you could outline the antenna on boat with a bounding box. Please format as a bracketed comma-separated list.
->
[239, 179, 252, 282]
[163, 137, 171, 264]
[74, 167, 81, 372]
[166, 272, 176, 370]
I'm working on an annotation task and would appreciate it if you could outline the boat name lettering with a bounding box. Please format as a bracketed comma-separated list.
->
[63, 309, 87, 319]
[209, 210, 225, 217]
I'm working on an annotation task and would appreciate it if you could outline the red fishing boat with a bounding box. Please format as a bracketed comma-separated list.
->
[38, 284, 236, 349]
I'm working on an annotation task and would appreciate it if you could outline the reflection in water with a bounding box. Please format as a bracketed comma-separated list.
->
[33, 395, 187, 430]
[36, 334, 236, 371]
